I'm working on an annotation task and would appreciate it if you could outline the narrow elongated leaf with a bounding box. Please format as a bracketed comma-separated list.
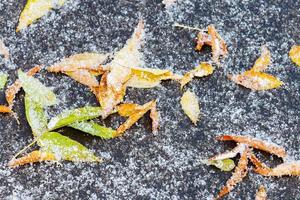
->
[17, 0, 65, 31]
[25, 94, 48, 137]
[48, 106, 102, 130]
[0, 72, 8, 90]
[68, 121, 116, 139]
[18, 69, 57, 107]
[38, 132, 100, 162]
[180, 90, 200, 125]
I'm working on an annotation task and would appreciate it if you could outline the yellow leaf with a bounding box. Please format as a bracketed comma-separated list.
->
[289, 45, 300, 67]
[180, 62, 214, 89]
[65, 70, 99, 87]
[17, 0, 65, 32]
[180, 90, 200, 125]
[251, 46, 271, 72]
[229, 71, 283, 91]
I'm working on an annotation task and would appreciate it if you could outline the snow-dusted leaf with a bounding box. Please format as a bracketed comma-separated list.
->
[255, 186, 267, 200]
[215, 147, 249, 199]
[0, 72, 8, 90]
[68, 121, 116, 139]
[18, 69, 57, 107]
[180, 62, 214, 89]
[217, 135, 286, 158]
[180, 90, 200, 125]
[8, 150, 56, 168]
[127, 67, 178, 88]
[48, 106, 102, 131]
[150, 101, 159, 134]
[65, 70, 99, 87]
[204, 159, 236, 172]
[209, 144, 246, 161]
[6, 66, 40, 109]
[0, 40, 9, 60]
[289, 45, 300, 67]
[38, 131, 100, 162]
[17, 0, 66, 32]
[25, 94, 48, 137]
[252, 46, 271, 72]
[116, 100, 157, 137]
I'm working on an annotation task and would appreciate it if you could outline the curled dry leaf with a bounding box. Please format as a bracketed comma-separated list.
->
[217, 135, 286, 158]
[17, 0, 65, 32]
[5, 66, 40, 109]
[195, 32, 212, 51]
[0, 39, 9, 60]
[209, 144, 246, 161]
[289, 45, 300, 67]
[180, 62, 214, 89]
[215, 146, 249, 200]
[180, 90, 200, 125]
[229, 46, 283, 90]
[255, 186, 267, 200]
[95, 20, 144, 118]
[115, 100, 157, 137]
[8, 150, 56, 168]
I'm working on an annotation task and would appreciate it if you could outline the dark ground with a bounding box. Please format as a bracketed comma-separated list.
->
[0, 0, 299, 199]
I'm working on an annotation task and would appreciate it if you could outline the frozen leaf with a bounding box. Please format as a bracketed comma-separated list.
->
[127, 67, 179, 88]
[217, 135, 286, 158]
[0, 72, 8, 90]
[6, 66, 40, 109]
[150, 101, 159, 134]
[0, 40, 9, 60]
[207, 159, 236, 172]
[25, 94, 48, 137]
[289, 45, 300, 67]
[17, 0, 65, 32]
[180, 62, 214, 89]
[68, 121, 116, 139]
[215, 147, 249, 200]
[65, 70, 99, 87]
[115, 100, 157, 137]
[209, 144, 246, 161]
[180, 90, 200, 125]
[18, 69, 57, 107]
[117, 103, 142, 117]
[8, 150, 56, 168]
[255, 186, 267, 200]
[252, 46, 271, 72]
[48, 52, 109, 73]
[195, 32, 212, 51]
[38, 131, 100, 162]
[0, 105, 12, 113]
[47, 106, 102, 130]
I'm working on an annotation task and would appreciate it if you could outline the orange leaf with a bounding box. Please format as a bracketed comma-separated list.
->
[209, 144, 246, 161]
[217, 135, 286, 158]
[150, 101, 159, 134]
[0, 105, 12, 113]
[215, 146, 249, 200]
[8, 150, 56, 168]
[117, 103, 142, 117]
[255, 186, 267, 200]
[66, 69, 99, 87]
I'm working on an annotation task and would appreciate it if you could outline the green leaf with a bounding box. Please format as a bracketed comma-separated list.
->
[68, 121, 116, 139]
[25, 94, 48, 137]
[48, 106, 102, 131]
[0, 72, 8, 90]
[18, 70, 57, 107]
[38, 132, 100, 162]
[210, 159, 235, 172]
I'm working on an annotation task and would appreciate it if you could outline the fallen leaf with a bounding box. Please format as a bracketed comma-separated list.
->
[252, 46, 271, 72]
[47, 106, 102, 131]
[150, 101, 159, 133]
[0, 40, 9, 60]
[0, 105, 12, 113]
[65, 70, 99, 87]
[117, 103, 142, 117]
[289, 45, 300, 67]
[217, 135, 286, 158]
[204, 158, 236, 172]
[0, 72, 8, 90]
[209, 144, 246, 161]
[17, 0, 65, 32]
[8, 150, 56, 168]
[115, 100, 157, 137]
[195, 32, 212, 51]
[180, 62, 214, 89]
[255, 186, 267, 200]
[215, 146, 249, 200]
[180, 90, 200, 125]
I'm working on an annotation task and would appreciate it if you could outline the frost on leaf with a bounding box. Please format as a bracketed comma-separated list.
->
[255, 186, 267, 200]
[115, 100, 158, 137]
[38, 132, 101, 162]
[229, 46, 283, 90]
[17, 0, 66, 32]
[95, 20, 144, 118]
[65, 70, 99, 87]
[18, 69, 57, 107]
[162, 0, 176, 8]
[0, 72, 8, 90]
[0, 39, 9, 60]
[203, 158, 235, 172]
[289, 45, 300, 67]
[180, 90, 200, 125]
[180, 62, 214, 89]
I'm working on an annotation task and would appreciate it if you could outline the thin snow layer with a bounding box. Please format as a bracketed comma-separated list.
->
[0, 0, 299, 199]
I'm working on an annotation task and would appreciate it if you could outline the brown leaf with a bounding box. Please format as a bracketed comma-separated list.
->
[217, 135, 286, 158]
[209, 144, 246, 161]
[150, 101, 159, 134]
[215, 146, 249, 200]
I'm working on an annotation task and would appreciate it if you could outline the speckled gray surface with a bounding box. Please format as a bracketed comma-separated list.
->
[0, 0, 300, 199]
